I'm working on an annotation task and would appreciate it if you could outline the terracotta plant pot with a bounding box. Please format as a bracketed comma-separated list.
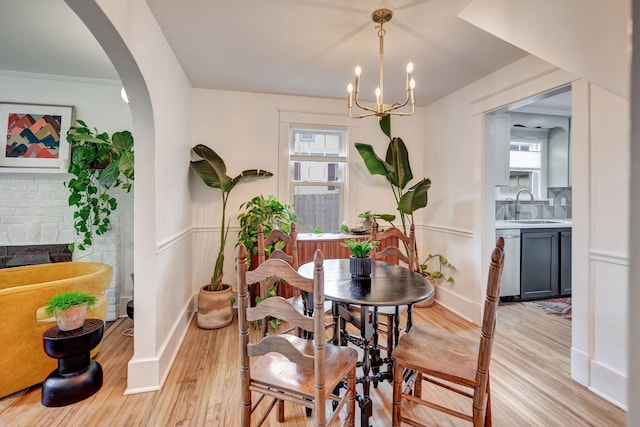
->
[350, 256, 372, 279]
[56, 302, 89, 331]
[197, 283, 233, 329]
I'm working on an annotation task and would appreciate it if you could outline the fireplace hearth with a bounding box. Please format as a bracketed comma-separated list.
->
[0, 245, 72, 269]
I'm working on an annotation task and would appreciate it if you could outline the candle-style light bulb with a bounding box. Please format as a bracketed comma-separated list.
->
[355, 66, 362, 77]
[406, 62, 414, 90]
[347, 84, 353, 108]
[410, 79, 416, 105]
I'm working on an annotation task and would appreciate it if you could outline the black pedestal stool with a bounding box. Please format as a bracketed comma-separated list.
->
[41, 319, 104, 407]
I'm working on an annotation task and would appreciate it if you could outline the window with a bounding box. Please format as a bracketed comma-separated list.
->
[496, 128, 548, 200]
[289, 126, 347, 233]
[509, 139, 543, 197]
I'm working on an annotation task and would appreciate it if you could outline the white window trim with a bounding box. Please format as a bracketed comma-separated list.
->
[278, 111, 359, 226]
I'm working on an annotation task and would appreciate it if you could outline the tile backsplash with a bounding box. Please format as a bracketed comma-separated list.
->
[495, 187, 572, 220]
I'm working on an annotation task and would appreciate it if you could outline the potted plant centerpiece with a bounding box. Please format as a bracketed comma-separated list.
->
[190, 144, 273, 329]
[45, 291, 98, 331]
[341, 238, 380, 279]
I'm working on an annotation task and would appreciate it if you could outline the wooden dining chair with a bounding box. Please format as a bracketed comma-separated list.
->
[256, 223, 299, 306]
[370, 223, 416, 352]
[237, 245, 358, 427]
[391, 237, 505, 426]
[371, 223, 416, 270]
[257, 223, 332, 337]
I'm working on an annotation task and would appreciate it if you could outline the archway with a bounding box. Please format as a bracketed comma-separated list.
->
[65, 0, 155, 392]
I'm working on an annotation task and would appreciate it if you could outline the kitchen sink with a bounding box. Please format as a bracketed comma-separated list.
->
[507, 219, 564, 224]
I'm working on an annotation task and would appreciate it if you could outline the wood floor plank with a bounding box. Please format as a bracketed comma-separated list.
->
[0, 302, 625, 426]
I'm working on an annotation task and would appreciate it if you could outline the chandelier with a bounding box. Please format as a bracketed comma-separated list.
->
[347, 8, 416, 118]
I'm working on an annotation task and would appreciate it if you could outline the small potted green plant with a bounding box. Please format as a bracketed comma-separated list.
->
[45, 291, 98, 331]
[341, 238, 380, 279]
[357, 211, 396, 232]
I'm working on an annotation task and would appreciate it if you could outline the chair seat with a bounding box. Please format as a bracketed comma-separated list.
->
[393, 323, 480, 387]
[251, 334, 359, 396]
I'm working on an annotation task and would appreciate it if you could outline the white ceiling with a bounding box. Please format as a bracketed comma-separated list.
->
[0, 1, 119, 81]
[145, 0, 528, 106]
[1, 0, 531, 108]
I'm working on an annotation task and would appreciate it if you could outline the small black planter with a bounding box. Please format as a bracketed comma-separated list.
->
[350, 256, 372, 279]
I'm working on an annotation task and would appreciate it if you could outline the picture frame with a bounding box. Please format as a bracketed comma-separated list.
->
[0, 103, 74, 171]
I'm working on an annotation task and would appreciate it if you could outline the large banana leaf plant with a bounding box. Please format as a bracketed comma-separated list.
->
[355, 115, 431, 234]
[355, 117, 455, 282]
[190, 144, 273, 291]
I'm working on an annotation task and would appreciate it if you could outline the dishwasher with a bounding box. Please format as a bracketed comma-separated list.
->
[496, 228, 520, 298]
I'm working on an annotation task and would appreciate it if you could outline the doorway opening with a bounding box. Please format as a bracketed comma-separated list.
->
[487, 84, 573, 325]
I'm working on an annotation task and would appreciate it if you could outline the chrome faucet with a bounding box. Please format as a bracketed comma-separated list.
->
[515, 189, 534, 220]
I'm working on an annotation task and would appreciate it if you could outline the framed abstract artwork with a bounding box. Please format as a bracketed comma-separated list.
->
[0, 103, 74, 171]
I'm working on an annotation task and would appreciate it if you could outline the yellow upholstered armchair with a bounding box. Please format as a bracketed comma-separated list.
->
[0, 262, 112, 398]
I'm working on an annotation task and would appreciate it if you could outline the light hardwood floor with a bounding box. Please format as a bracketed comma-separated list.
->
[0, 302, 625, 426]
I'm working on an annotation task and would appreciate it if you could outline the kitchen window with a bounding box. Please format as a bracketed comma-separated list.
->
[497, 128, 548, 200]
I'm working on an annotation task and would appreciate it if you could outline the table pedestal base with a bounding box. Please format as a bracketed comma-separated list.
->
[41, 360, 102, 407]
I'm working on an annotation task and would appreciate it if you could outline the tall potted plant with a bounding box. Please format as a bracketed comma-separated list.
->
[355, 116, 454, 305]
[65, 120, 134, 252]
[190, 144, 273, 329]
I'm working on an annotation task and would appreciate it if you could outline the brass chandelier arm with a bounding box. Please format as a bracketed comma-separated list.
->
[349, 90, 414, 118]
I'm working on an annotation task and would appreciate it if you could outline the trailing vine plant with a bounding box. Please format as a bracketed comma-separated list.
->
[65, 120, 134, 252]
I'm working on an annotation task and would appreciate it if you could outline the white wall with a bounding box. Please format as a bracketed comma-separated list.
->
[627, 2, 640, 425]
[0, 71, 133, 321]
[460, 0, 630, 98]
[190, 89, 425, 290]
[448, 0, 631, 408]
[422, 54, 629, 408]
[69, 0, 194, 393]
[584, 84, 629, 406]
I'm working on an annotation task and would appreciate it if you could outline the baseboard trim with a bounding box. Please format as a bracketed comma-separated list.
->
[433, 285, 480, 324]
[570, 347, 590, 386]
[125, 301, 194, 394]
[590, 360, 627, 410]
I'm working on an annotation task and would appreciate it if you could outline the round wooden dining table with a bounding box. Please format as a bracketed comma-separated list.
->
[298, 258, 433, 427]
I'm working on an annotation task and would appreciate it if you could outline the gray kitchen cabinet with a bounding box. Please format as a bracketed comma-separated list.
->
[560, 230, 572, 295]
[520, 227, 571, 300]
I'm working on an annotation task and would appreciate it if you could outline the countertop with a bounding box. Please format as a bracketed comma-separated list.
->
[496, 219, 572, 230]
